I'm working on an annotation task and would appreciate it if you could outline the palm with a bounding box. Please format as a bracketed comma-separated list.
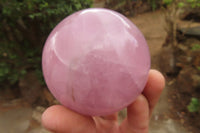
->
[42, 70, 165, 133]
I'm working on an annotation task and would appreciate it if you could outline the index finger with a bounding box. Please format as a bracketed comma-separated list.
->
[142, 69, 165, 116]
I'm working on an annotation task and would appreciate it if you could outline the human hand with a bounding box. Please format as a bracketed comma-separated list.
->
[42, 69, 165, 133]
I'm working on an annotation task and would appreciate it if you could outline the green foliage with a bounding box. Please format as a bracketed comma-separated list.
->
[191, 44, 200, 50]
[187, 97, 200, 112]
[0, 0, 92, 88]
[105, 0, 130, 11]
[178, 2, 185, 7]
[106, 0, 163, 14]
[162, 0, 200, 8]
[147, 0, 163, 11]
[162, 0, 173, 5]
[148, 0, 157, 11]
[186, 0, 200, 8]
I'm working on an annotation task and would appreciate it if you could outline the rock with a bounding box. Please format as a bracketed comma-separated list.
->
[28, 128, 50, 133]
[42, 8, 151, 116]
[150, 119, 188, 133]
[179, 26, 200, 37]
[177, 43, 188, 51]
[0, 108, 32, 133]
[42, 88, 56, 105]
[176, 54, 192, 68]
[190, 50, 200, 68]
[19, 71, 43, 105]
[192, 74, 200, 89]
[177, 67, 200, 93]
[32, 106, 46, 123]
[19, 71, 55, 106]
[177, 20, 200, 37]
[159, 46, 178, 75]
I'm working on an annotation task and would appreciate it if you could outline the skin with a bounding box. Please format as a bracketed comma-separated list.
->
[42, 69, 165, 133]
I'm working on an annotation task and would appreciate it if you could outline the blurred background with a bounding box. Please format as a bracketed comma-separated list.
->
[0, 0, 199, 133]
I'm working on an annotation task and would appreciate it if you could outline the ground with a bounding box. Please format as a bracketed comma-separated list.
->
[0, 3, 199, 133]
[131, 10, 189, 133]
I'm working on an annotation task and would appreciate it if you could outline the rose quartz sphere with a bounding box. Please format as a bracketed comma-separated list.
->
[42, 8, 150, 116]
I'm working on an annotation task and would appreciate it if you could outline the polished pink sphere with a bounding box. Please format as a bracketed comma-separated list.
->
[42, 8, 150, 116]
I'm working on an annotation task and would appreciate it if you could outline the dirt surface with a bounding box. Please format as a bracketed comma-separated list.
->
[133, 10, 199, 133]
[166, 30, 200, 132]
[131, 11, 189, 133]
[0, 3, 197, 133]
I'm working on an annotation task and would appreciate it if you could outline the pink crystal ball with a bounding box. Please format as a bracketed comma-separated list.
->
[42, 8, 150, 116]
